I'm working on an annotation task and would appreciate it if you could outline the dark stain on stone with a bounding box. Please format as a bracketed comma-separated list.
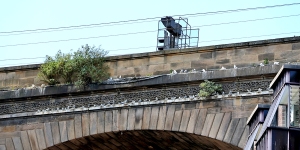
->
[191, 61, 207, 69]
[215, 51, 227, 58]
[207, 66, 220, 70]
[123, 74, 135, 78]
[134, 68, 140, 73]
[200, 52, 212, 59]
[153, 70, 169, 75]
[216, 59, 230, 64]
[175, 104, 182, 111]
[258, 53, 274, 61]
[171, 63, 179, 68]
[292, 43, 300, 50]
[232, 49, 245, 56]
[280, 51, 295, 59]
[184, 103, 196, 110]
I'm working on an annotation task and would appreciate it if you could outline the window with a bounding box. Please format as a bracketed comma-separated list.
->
[290, 71, 300, 83]
[290, 85, 300, 127]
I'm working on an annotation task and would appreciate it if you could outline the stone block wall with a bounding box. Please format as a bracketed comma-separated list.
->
[0, 95, 272, 149]
[0, 69, 42, 90]
[1, 37, 300, 89]
[107, 41, 300, 77]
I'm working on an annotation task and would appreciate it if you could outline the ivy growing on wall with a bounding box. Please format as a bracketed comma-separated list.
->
[38, 45, 110, 86]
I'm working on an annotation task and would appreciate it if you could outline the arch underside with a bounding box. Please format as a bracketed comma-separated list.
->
[46, 130, 241, 150]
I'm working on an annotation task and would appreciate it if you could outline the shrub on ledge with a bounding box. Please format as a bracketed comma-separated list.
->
[38, 45, 110, 86]
[199, 80, 222, 97]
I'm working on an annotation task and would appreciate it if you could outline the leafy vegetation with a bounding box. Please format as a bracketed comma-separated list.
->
[38, 45, 110, 86]
[263, 58, 269, 65]
[198, 80, 222, 97]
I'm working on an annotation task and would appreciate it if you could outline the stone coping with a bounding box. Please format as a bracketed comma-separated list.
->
[0, 64, 281, 100]
[0, 63, 40, 72]
[107, 36, 300, 61]
[1, 36, 299, 72]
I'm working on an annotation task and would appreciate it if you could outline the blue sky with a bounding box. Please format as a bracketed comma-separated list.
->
[0, 0, 300, 67]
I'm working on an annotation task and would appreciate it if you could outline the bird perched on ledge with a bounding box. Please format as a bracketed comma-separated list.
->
[172, 70, 177, 74]
[220, 66, 226, 70]
[234, 65, 238, 69]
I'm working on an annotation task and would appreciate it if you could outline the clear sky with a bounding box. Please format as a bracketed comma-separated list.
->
[0, 0, 300, 67]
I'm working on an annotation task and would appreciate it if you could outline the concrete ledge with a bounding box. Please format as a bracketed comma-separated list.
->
[0, 64, 281, 100]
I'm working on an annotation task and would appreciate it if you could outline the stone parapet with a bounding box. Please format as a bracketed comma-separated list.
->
[0, 64, 280, 100]
[1, 36, 300, 89]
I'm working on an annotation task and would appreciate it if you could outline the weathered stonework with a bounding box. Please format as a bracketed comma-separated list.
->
[0, 36, 300, 89]
[0, 95, 271, 149]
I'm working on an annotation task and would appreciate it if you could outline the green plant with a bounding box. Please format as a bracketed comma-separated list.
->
[55, 51, 75, 84]
[73, 44, 110, 85]
[264, 58, 269, 65]
[38, 55, 61, 85]
[38, 45, 110, 86]
[198, 80, 222, 97]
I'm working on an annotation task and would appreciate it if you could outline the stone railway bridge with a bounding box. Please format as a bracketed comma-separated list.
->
[0, 37, 300, 149]
[0, 65, 281, 150]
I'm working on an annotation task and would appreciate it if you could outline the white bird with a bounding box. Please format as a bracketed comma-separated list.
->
[220, 66, 226, 70]
[274, 62, 279, 65]
[234, 65, 238, 69]
[172, 70, 177, 74]
[259, 63, 264, 66]
[184, 70, 187, 73]
[41, 84, 46, 88]
[119, 75, 122, 79]
[31, 84, 36, 89]
[155, 97, 158, 101]
[193, 69, 196, 72]
[121, 100, 128, 104]
[179, 69, 183, 73]
[258, 88, 262, 93]
[228, 90, 232, 96]
[202, 69, 206, 72]
[247, 89, 251, 94]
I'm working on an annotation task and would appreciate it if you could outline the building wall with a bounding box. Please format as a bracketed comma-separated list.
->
[1, 37, 300, 89]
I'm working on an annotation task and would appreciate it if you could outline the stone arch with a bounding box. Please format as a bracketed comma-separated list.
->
[47, 130, 242, 150]
[0, 102, 248, 150]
